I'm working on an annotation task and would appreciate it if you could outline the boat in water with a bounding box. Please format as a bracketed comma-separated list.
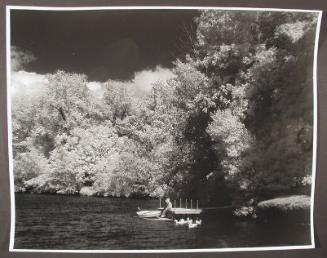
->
[136, 207, 203, 223]
[136, 198, 203, 223]
[136, 209, 161, 218]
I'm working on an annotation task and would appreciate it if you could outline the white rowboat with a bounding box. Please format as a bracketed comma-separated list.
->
[136, 210, 161, 218]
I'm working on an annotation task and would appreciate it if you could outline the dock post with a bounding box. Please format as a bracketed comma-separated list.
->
[186, 199, 188, 209]
[191, 199, 193, 209]
[180, 198, 181, 208]
[197, 200, 198, 209]
[159, 198, 161, 208]
[174, 200, 176, 208]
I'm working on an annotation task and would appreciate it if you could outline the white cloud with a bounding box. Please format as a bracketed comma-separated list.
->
[10, 65, 174, 104]
[87, 81, 102, 92]
[87, 81, 104, 99]
[11, 46, 36, 72]
[132, 66, 175, 93]
[90, 66, 175, 99]
[11, 71, 48, 99]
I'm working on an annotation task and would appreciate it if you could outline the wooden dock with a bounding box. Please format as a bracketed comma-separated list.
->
[137, 208, 202, 219]
[158, 198, 202, 216]
[171, 208, 202, 215]
[157, 207, 202, 216]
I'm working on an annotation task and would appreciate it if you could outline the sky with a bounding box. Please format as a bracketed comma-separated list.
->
[11, 9, 199, 82]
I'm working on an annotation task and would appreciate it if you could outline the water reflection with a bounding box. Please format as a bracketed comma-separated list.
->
[14, 194, 310, 250]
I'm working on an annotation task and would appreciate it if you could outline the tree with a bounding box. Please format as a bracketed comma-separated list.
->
[12, 10, 318, 206]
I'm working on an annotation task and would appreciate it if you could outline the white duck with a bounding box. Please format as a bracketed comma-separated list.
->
[195, 219, 202, 225]
[188, 220, 198, 229]
[175, 218, 187, 225]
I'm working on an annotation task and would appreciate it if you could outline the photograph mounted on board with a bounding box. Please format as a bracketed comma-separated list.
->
[7, 6, 321, 252]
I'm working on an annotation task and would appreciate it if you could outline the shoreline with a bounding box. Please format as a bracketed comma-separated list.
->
[14, 192, 311, 222]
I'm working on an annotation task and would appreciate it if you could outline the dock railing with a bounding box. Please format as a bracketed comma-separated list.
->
[159, 198, 200, 210]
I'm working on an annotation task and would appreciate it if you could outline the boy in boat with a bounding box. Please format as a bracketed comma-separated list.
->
[160, 197, 173, 218]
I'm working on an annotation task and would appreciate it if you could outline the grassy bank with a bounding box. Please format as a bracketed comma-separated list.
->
[257, 195, 310, 211]
[256, 195, 310, 223]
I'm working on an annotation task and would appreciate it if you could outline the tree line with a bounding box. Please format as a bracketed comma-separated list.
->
[12, 10, 317, 207]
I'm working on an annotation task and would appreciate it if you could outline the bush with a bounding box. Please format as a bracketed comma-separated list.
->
[257, 195, 310, 211]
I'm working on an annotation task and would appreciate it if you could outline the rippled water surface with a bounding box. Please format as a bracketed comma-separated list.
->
[14, 194, 311, 250]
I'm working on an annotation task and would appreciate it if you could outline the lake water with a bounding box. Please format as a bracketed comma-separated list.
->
[14, 194, 311, 250]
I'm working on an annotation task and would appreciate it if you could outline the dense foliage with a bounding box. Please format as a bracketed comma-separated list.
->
[12, 10, 318, 206]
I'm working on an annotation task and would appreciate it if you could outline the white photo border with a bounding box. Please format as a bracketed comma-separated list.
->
[6, 5, 323, 253]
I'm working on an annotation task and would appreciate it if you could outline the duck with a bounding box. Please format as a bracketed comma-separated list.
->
[195, 219, 202, 225]
[188, 221, 199, 229]
[175, 218, 187, 225]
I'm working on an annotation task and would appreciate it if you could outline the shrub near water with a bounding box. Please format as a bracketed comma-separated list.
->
[256, 195, 311, 222]
[257, 195, 310, 211]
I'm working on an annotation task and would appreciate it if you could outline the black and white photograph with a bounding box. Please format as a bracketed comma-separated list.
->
[7, 6, 322, 252]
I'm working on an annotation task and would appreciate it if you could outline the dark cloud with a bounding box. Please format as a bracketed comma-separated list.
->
[11, 9, 199, 81]
[91, 38, 140, 81]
